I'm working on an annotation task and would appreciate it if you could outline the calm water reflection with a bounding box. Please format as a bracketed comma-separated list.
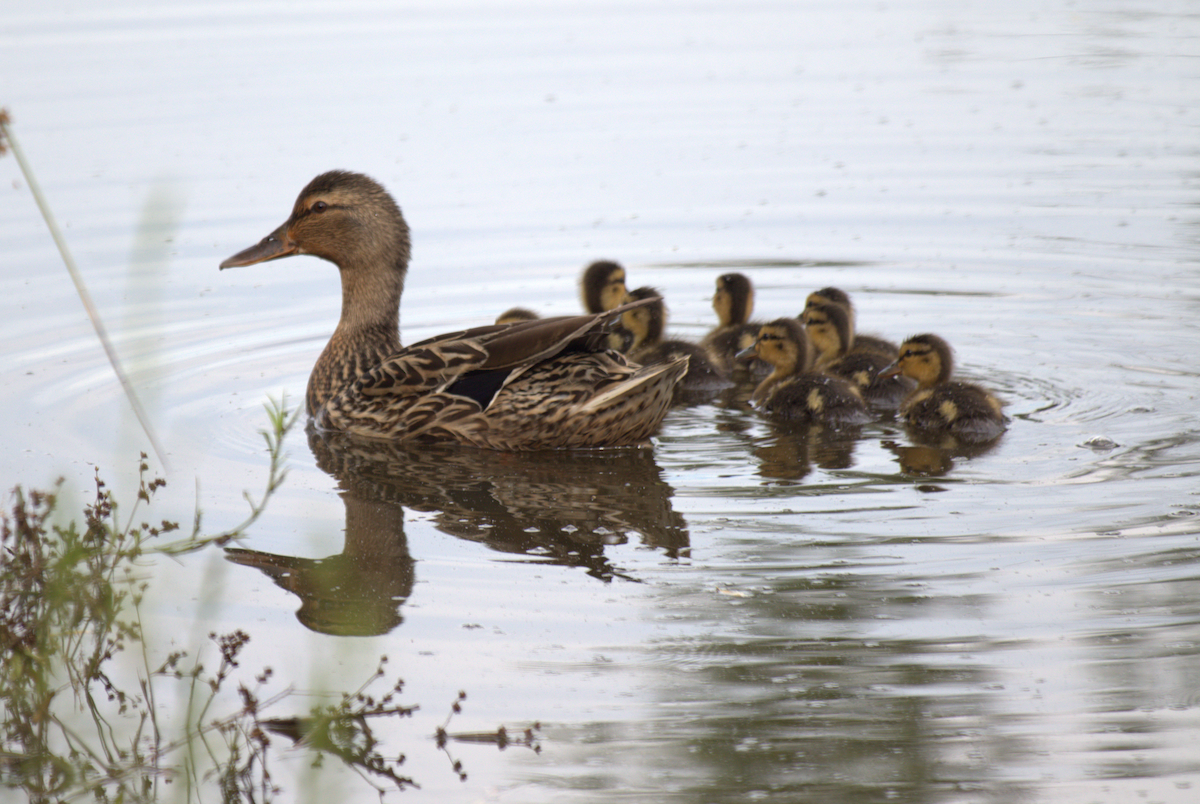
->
[228, 428, 690, 634]
[3, 0, 1200, 801]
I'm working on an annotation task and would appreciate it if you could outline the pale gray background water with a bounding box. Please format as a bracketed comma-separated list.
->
[2, 1, 1199, 801]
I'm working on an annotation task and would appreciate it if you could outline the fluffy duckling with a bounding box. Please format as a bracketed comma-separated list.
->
[737, 318, 871, 426]
[495, 307, 540, 326]
[801, 301, 913, 408]
[879, 333, 1006, 442]
[804, 287, 897, 356]
[580, 260, 629, 313]
[618, 287, 731, 391]
[701, 272, 763, 374]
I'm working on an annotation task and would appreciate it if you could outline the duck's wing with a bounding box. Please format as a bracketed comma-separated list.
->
[355, 301, 651, 402]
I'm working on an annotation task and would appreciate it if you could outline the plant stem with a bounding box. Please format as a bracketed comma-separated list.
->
[0, 109, 168, 470]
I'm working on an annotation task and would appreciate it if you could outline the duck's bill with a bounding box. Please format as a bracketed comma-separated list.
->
[219, 223, 296, 269]
[877, 360, 901, 379]
[735, 344, 758, 361]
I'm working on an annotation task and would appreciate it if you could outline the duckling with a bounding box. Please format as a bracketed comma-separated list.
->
[220, 170, 688, 450]
[879, 333, 1006, 442]
[804, 287, 898, 356]
[801, 301, 913, 408]
[580, 260, 629, 313]
[617, 286, 731, 391]
[701, 272, 764, 375]
[495, 307, 540, 326]
[736, 318, 871, 426]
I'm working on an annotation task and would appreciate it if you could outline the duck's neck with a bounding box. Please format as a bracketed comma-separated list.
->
[307, 258, 406, 414]
[732, 289, 753, 326]
[809, 335, 840, 369]
[752, 356, 799, 403]
[915, 373, 941, 392]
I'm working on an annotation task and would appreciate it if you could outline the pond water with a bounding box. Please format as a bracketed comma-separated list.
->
[3, 0, 1200, 801]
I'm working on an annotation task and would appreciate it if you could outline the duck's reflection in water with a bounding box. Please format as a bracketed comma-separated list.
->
[226, 495, 414, 637]
[882, 426, 1002, 477]
[226, 428, 689, 635]
[754, 421, 862, 482]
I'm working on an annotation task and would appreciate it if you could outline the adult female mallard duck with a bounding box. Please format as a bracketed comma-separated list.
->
[803, 287, 898, 356]
[879, 333, 1006, 442]
[801, 300, 912, 408]
[615, 286, 731, 391]
[701, 272, 763, 375]
[580, 260, 629, 313]
[737, 318, 871, 426]
[220, 170, 688, 450]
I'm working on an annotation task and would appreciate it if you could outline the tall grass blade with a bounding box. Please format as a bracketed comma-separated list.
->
[0, 108, 168, 470]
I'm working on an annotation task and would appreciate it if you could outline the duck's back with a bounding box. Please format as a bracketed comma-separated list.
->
[761, 372, 872, 426]
[480, 351, 687, 449]
[900, 381, 1005, 442]
[315, 317, 688, 450]
[822, 350, 913, 409]
[850, 334, 899, 356]
[635, 339, 731, 391]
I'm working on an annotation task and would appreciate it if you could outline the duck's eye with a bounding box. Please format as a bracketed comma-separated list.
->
[312, 201, 328, 213]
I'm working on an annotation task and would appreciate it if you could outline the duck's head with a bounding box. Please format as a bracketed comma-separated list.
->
[879, 333, 953, 388]
[618, 286, 666, 351]
[495, 307, 540, 326]
[220, 170, 412, 278]
[805, 286, 852, 313]
[580, 260, 629, 313]
[713, 273, 754, 327]
[804, 286, 856, 332]
[800, 301, 853, 363]
[737, 318, 813, 377]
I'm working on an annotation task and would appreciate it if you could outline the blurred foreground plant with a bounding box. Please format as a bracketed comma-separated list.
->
[0, 106, 166, 467]
[0, 400, 299, 802]
[0, 399, 539, 802]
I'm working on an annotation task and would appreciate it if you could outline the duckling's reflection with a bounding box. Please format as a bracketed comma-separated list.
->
[754, 421, 861, 482]
[882, 426, 1001, 477]
[227, 427, 689, 636]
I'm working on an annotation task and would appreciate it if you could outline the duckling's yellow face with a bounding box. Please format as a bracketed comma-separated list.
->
[749, 323, 806, 375]
[713, 275, 753, 326]
[712, 283, 732, 325]
[600, 267, 628, 312]
[619, 303, 653, 350]
[888, 340, 944, 387]
[805, 288, 855, 331]
[800, 307, 843, 360]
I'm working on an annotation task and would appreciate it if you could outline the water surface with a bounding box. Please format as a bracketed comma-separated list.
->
[2, 1, 1199, 801]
